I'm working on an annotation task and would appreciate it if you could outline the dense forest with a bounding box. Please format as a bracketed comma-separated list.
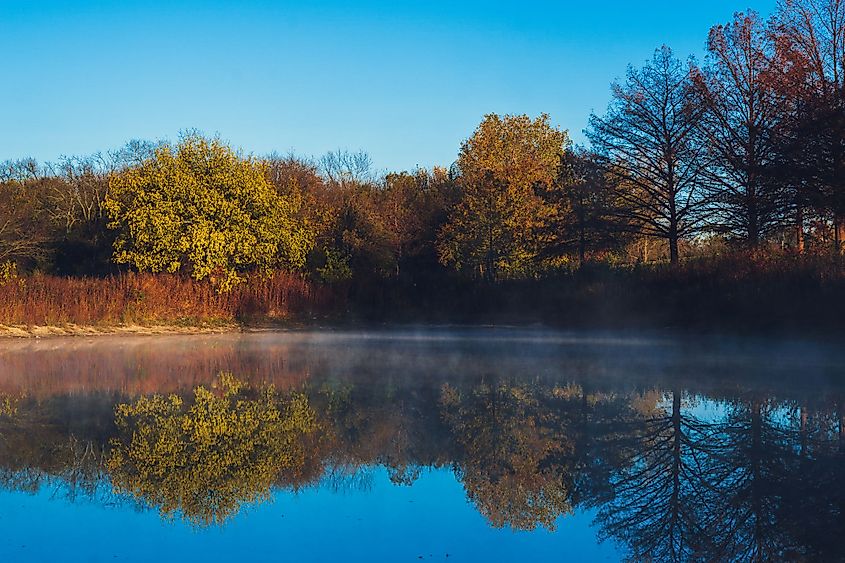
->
[3, 0, 845, 330]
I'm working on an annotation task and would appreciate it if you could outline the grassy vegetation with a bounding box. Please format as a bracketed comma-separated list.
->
[0, 271, 334, 330]
[0, 251, 842, 335]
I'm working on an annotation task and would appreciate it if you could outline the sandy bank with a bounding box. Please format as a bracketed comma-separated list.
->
[0, 323, 242, 338]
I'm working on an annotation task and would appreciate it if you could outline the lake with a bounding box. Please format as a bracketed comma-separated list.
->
[0, 329, 843, 562]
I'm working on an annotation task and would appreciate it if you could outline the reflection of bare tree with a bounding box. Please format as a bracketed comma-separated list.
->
[439, 380, 575, 531]
[705, 398, 793, 560]
[594, 392, 844, 561]
[761, 397, 845, 560]
[570, 386, 651, 509]
[593, 389, 722, 561]
[0, 417, 115, 505]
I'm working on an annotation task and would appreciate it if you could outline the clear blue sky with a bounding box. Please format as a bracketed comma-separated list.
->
[1, 0, 775, 172]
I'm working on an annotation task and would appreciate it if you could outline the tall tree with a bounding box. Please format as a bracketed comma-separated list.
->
[692, 12, 787, 247]
[438, 114, 569, 280]
[772, 0, 845, 253]
[588, 46, 710, 264]
[543, 149, 627, 266]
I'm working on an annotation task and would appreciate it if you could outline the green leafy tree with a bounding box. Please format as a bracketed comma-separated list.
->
[105, 135, 313, 290]
[438, 114, 569, 280]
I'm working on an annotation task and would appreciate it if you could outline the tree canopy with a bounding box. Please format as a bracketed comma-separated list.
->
[105, 135, 313, 289]
[438, 114, 570, 279]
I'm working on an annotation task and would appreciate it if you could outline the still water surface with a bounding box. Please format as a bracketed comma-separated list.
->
[0, 329, 843, 562]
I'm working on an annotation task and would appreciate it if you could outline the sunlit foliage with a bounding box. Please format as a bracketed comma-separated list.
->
[105, 135, 314, 290]
[438, 114, 570, 280]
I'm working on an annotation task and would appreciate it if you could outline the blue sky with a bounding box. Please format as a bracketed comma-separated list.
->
[2, 0, 775, 171]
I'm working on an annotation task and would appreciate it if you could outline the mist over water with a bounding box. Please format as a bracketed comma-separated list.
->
[0, 329, 843, 561]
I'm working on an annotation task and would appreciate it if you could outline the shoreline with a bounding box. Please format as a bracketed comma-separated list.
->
[0, 323, 244, 339]
[2, 319, 844, 342]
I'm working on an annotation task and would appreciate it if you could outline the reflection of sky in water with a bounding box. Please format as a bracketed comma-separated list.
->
[656, 395, 728, 422]
[0, 467, 619, 562]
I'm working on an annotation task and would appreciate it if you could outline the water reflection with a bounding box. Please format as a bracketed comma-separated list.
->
[0, 331, 844, 560]
[108, 373, 317, 526]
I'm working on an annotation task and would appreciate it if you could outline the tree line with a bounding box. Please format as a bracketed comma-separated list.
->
[2, 0, 845, 289]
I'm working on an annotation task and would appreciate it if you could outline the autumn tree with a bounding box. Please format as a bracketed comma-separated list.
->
[772, 0, 845, 253]
[692, 12, 788, 247]
[379, 169, 454, 276]
[105, 134, 314, 289]
[266, 153, 324, 198]
[438, 114, 569, 279]
[588, 47, 710, 264]
[290, 149, 395, 281]
[542, 149, 626, 266]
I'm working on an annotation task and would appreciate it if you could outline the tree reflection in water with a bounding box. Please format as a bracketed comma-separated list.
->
[589, 389, 725, 560]
[0, 351, 843, 560]
[439, 380, 575, 530]
[108, 373, 317, 526]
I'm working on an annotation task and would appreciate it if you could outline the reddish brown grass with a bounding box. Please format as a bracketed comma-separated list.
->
[0, 271, 336, 327]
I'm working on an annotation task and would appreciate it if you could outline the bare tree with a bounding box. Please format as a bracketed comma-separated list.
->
[0, 160, 49, 265]
[0, 158, 43, 183]
[587, 46, 710, 264]
[319, 149, 375, 189]
[692, 12, 789, 247]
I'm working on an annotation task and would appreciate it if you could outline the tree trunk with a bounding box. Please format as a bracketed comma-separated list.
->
[668, 194, 679, 265]
[748, 200, 759, 249]
[796, 204, 805, 254]
[836, 216, 845, 256]
[669, 235, 679, 265]
[578, 226, 586, 267]
[751, 400, 763, 559]
[800, 402, 808, 458]
[669, 389, 682, 553]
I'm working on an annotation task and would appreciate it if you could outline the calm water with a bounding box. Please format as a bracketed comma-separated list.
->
[0, 329, 843, 562]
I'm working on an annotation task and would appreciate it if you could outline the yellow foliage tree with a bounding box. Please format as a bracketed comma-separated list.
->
[108, 373, 317, 526]
[105, 135, 314, 290]
[437, 114, 569, 280]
